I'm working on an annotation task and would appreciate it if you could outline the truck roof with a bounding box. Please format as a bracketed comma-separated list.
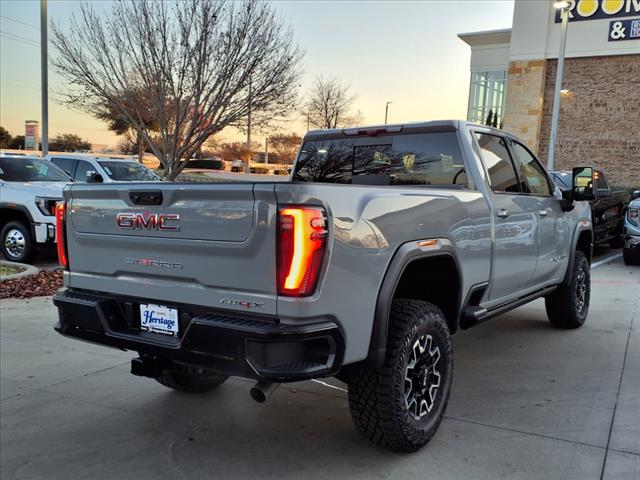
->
[0, 153, 44, 160]
[303, 119, 502, 141]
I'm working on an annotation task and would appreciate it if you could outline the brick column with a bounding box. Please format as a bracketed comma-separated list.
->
[502, 60, 547, 154]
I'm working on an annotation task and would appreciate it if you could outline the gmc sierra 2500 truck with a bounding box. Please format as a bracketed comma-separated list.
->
[53, 121, 594, 452]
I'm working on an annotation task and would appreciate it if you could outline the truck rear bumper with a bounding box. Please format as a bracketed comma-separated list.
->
[53, 289, 344, 382]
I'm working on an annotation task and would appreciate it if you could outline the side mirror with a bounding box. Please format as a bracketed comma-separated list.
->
[85, 171, 104, 183]
[572, 166, 595, 201]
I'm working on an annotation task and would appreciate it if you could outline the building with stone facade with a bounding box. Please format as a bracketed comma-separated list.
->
[459, 0, 640, 187]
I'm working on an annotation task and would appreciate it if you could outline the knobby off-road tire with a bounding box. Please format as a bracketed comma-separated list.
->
[347, 299, 453, 452]
[545, 250, 590, 329]
[623, 248, 640, 266]
[156, 365, 228, 394]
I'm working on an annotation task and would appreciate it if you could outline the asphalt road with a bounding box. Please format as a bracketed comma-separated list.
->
[1, 255, 638, 480]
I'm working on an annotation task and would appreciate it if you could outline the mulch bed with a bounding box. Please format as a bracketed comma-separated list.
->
[0, 269, 63, 299]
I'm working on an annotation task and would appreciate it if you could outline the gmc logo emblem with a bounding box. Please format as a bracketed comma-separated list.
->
[116, 212, 180, 231]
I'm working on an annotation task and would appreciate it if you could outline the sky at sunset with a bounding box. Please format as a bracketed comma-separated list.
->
[1, 0, 515, 150]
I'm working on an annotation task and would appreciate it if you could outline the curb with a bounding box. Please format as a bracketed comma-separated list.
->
[0, 260, 40, 281]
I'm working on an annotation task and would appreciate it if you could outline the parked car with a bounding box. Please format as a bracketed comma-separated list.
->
[47, 154, 161, 183]
[183, 157, 224, 171]
[230, 159, 245, 172]
[53, 120, 594, 452]
[551, 169, 629, 247]
[623, 193, 640, 265]
[0, 154, 70, 262]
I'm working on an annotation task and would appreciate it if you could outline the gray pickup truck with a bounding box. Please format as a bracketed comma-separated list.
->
[53, 121, 594, 452]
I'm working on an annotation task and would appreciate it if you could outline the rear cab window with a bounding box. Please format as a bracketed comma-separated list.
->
[293, 132, 468, 187]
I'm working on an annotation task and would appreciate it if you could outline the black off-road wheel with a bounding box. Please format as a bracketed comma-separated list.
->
[156, 365, 228, 394]
[347, 299, 453, 452]
[545, 250, 590, 329]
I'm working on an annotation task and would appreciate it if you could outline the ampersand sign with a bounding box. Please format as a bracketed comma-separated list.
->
[610, 21, 626, 40]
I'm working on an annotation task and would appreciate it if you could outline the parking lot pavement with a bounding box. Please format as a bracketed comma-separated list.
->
[1, 258, 638, 480]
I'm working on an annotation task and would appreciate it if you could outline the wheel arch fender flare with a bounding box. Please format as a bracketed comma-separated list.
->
[0, 203, 36, 239]
[366, 239, 463, 367]
[565, 222, 593, 283]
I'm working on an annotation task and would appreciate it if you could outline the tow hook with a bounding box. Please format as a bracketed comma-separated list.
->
[250, 380, 280, 403]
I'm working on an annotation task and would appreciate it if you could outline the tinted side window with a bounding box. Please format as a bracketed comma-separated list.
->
[551, 172, 571, 190]
[475, 133, 520, 193]
[511, 142, 551, 196]
[595, 171, 608, 190]
[74, 160, 94, 182]
[51, 157, 77, 176]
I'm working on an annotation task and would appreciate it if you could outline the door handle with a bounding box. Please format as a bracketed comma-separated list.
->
[539, 209, 548, 217]
[496, 209, 509, 219]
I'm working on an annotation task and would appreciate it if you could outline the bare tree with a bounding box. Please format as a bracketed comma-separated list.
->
[304, 76, 359, 129]
[268, 133, 302, 164]
[51, 0, 303, 179]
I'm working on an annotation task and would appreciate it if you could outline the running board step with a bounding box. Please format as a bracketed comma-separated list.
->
[460, 286, 557, 330]
[460, 306, 488, 329]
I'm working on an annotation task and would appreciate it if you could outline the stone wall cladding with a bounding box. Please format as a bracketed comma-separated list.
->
[538, 55, 640, 187]
[502, 60, 547, 154]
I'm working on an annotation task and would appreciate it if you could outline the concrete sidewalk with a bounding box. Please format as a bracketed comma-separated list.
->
[1, 257, 638, 480]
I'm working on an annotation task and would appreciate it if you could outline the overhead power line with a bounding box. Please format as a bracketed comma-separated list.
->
[0, 15, 40, 30]
[1, 80, 40, 91]
[0, 31, 39, 48]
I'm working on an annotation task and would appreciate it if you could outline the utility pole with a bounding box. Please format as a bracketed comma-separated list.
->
[264, 137, 268, 164]
[40, 0, 48, 156]
[384, 101, 392, 124]
[245, 79, 252, 172]
[548, 1, 570, 170]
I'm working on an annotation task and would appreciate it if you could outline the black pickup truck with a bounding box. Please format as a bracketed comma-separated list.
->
[551, 169, 630, 247]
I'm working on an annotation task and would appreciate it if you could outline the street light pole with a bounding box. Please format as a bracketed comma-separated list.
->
[384, 101, 392, 124]
[547, 2, 570, 171]
[40, 0, 48, 156]
[245, 79, 252, 173]
[264, 137, 268, 164]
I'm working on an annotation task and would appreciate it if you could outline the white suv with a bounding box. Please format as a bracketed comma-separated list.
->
[0, 154, 70, 263]
[47, 154, 160, 183]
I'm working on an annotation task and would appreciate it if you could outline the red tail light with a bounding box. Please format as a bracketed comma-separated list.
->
[277, 206, 327, 297]
[55, 202, 68, 269]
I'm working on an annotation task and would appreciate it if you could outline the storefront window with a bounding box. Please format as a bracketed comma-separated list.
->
[467, 70, 506, 128]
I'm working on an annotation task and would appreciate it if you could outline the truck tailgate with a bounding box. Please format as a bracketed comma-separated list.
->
[63, 182, 278, 315]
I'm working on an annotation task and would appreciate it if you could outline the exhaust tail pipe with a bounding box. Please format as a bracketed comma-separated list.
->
[250, 380, 280, 403]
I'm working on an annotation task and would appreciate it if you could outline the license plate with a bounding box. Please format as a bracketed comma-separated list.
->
[139, 303, 179, 336]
